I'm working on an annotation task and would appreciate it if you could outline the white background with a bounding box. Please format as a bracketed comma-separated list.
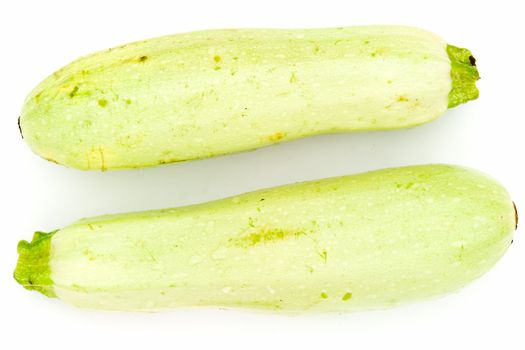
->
[1, 0, 523, 349]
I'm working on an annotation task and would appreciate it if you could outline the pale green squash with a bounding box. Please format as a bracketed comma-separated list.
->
[14, 165, 515, 312]
[19, 26, 479, 170]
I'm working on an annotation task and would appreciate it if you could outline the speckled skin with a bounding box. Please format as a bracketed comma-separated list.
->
[15, 165, 516, 311]
[20, 26, 464, 170]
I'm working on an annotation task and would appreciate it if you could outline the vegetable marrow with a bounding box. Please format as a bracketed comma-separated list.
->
[19, 26, 479, 170]
[14, 165, 515, 312]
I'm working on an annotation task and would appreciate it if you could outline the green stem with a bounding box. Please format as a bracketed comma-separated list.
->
[14, 230, 58, 298]
[447, 44, 480, 108]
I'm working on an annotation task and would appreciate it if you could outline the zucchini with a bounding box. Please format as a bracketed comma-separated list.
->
[19, 26, 479, 170]
[14, 165, 515, 312]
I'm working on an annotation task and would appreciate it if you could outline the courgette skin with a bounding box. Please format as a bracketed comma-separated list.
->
[19, 26, 478, 170]
[15, 165, 515, 312]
